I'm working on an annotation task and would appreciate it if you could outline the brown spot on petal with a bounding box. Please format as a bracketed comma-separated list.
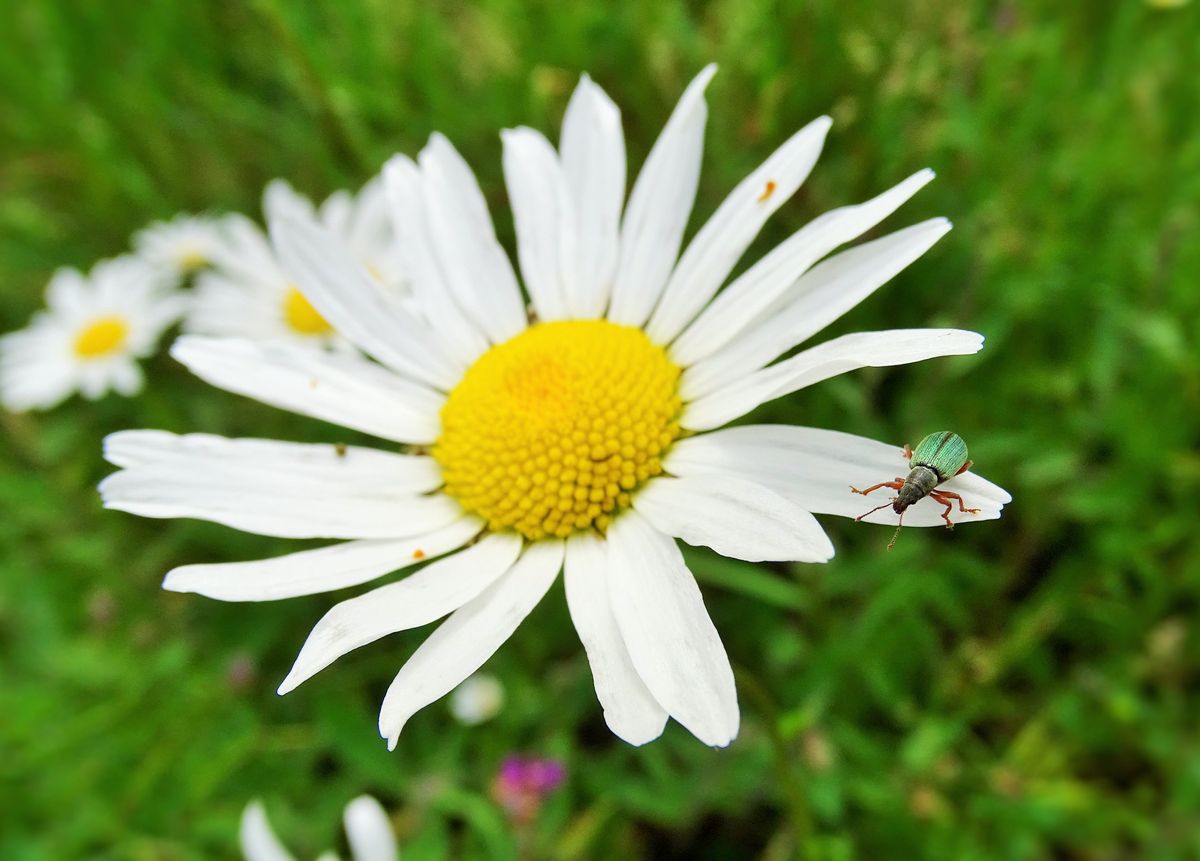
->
[756, 180, 777, 203]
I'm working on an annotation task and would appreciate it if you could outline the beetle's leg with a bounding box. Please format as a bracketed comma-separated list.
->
[855, 500, 896, 522]
[931, 489, 980, 515]
[954, 459, 973, 477]
[850, 479, 904, 496]
[902, 444, 913, 461]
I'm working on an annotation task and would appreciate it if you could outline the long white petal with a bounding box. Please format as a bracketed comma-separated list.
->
[171, 336, 443, 444]
[563, 532, 667, 745]
[681, 218, 951, 398]
[606, 65, 716, 327]
[645, 116, 832, 343]
[682, 328, 984, 432]
[418, 134, 528, 342]
[606, 512, 738, 747]
[163, 517, 484, 601]
[100, 456, 461, 540]
[344, 796, 399, 861]
[502, 127, 574, 321]
[279, 533, 523, 693]
[665, 425, 1011, 526]
[560, 75, 625, 318]
[270, 212, 462, 389]
[671, 169, 936, 366]
[634, 475, 834, 562]
[379, 540, 564, 748]
[382, 155, 489, 365]
[240, 801, 296, 861]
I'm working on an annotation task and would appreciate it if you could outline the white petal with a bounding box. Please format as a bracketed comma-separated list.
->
[379, 540, 564, 748]
[634, 475, 834, 562]
[671, 169, 936, 366]
[240, 801, 297, 861]
[563, 532, 667, 745]
[171, 336, 443, 444]
[279, 533, 523, 693]
[665, 425, 1011, 527]
[606, 65, 716, 327]
[682, 328, 984, 432]
[382, 155, 489, 365]
[263, 178, 316, 222]
[270, 213, 462, 389]
[501, 127, 574, 321]
[344, 796, 399, 861]
[163, 517, 484, 601]
[417, 134, 528, 342]
[560, 75, 625, 318]
[606, 512, 738, 747]
[645, 116, 832, 343]
[681, 218, 951, 397]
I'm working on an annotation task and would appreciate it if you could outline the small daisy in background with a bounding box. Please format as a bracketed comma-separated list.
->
[241, 796, 398, 861]
[490, 756, 567, 825]
[133, 214, 232, 282]
[102, 65, 1011, 750]
[1, 256, 185, 411]
[186, 177, 406, 349]
[449, 673, 505, 726]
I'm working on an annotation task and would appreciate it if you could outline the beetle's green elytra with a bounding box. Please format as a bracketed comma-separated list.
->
[850, 431, 981, 550]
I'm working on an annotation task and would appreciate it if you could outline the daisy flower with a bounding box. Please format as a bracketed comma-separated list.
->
[1, 256, 185, 411]
[449, 673, 505, 726]
[241, 796, 398, 861]
[186, 177, 406, 348]
[133, 214, 231, 280]
[101, 66, 1010, 749]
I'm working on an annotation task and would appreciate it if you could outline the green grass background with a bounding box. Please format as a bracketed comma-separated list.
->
[3, 1, 1199, 858]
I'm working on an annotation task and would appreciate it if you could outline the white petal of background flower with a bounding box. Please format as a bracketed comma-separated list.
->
[343, 795, 399, 861]
[682, 328, 985, 431]
[681, 218, 953, 397]
[379, 540, 565, 748]
[502, 126, 576, 322]
[670, 168, 936, 366]
[449, 672, 506, 725]
[417, 134, 528, 343]
[607, 64, 715, 327]
[564, 532, 668, 746]
[665, 425, 1011, 526]
[634, 475, 835, 563]
[171, 336, 443, 444]
[559, 74, 625, 318]
[163, 517, 484, 602]
[270, 213, 462, 388]
[240, 801, 297, 861]
[278, 532, 523, 693]
[606, 511, 739, 747]
[645, 114, 832, 343]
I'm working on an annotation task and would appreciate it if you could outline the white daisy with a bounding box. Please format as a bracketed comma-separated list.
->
[449, 673, 505, 725]
[1, 256, 185, 411]
[101, 66, 1011, 749]
[241, 796, 398, 861]
[186, 177, 406, 348]
[133, 214, 231, 280]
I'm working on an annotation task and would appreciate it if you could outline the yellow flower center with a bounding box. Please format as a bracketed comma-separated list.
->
[283, 287, 333, 335]
[179, 248, 208, 273]
[435, 320, 682, 540]
[73, 316, 130, 359]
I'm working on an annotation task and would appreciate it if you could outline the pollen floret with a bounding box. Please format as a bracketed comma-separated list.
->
[435, 320, 682, 540]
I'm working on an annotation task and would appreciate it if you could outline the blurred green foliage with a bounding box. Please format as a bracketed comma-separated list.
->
[3, 1, 1200, 858]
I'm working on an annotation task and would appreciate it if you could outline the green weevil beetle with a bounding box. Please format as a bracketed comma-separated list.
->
[850, 431, 981, 550]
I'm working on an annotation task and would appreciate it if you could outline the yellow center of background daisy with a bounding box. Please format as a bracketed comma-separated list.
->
[435, 320, 682, 540]
[283, 287, 333, 335]
[73, 316, 129, 358]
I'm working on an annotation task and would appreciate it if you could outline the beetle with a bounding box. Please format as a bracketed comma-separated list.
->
[850, 431, 981, 549]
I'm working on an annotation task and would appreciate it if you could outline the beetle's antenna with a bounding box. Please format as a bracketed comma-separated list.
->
[855, 500, 895, 522]
[886, 509, 906, 551]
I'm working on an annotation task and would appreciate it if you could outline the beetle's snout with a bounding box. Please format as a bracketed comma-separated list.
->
[892, 499, 910, 515]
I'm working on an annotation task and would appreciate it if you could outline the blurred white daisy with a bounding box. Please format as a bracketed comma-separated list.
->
[186, 177, 406, 348]
[449, 673, 505, 725]
[134, 214, 231, 280]
[241, 796, 398, 861]
[102, 66, 1010, 749]
[1, 257, 185, 411]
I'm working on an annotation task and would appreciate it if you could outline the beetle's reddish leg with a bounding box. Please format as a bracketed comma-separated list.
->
[850, 479, 904, 496]
[931, 489, 980, 515]
[902, 444, 913, 461]
[954, 459, 973, 476]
